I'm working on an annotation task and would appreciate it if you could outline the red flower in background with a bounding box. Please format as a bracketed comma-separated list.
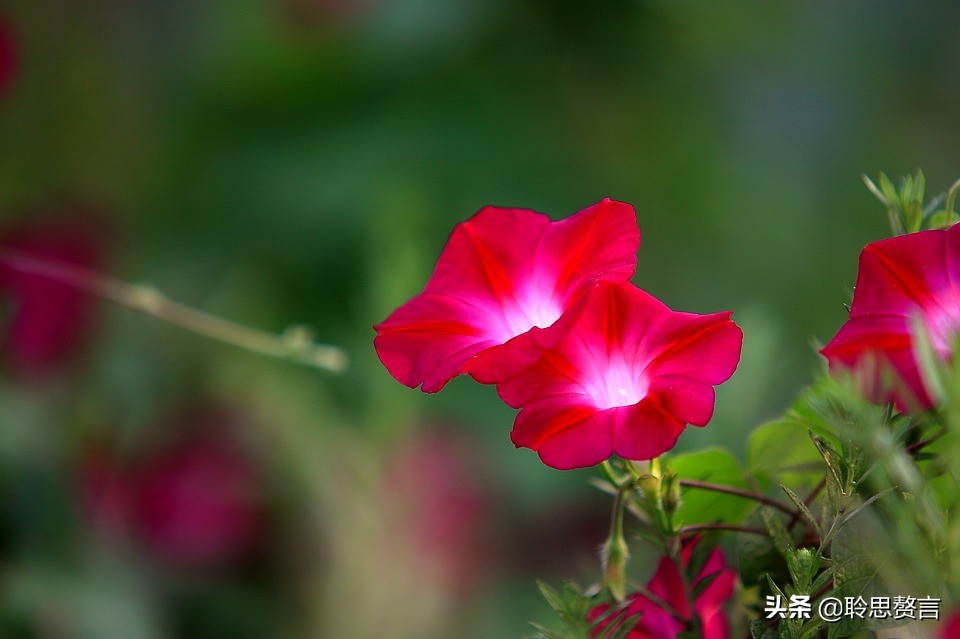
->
[382, 430, 498, 594]
[81, 410, 264, 570]
[0, 213, 105, 377]
[136, 436, 263, 569]
[590, 541, 736, 639]
[821, 225, 960, 411]
[374, 199, 639, 392]
[498, 282, 742, 469]
[938, 610, 960, 639]
[0, 15, 15, 97]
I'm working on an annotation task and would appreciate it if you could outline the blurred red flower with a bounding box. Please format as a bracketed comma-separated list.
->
[135, 436, 263, 569]
[938, 609, 960, 639]
[821, 226, 960, 412]
[497, 282, 742, 469]
[0, 213, 105, 377]
[590, 541, 736, 639]
[81, 412, 264, 571]
[382, 430, 498, 594]
[374, 199, 639, 392]
[0, 15, 15, 97]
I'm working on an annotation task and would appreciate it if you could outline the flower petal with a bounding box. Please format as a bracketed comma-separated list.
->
[820, 314, 931, 410]
[509, 395, 614, 470]
[694, 550, 737, 616]
[535, 198, 640, 302]
[375, 201, 640, 391]
[612, 397, 688, 461]
[648, 375, 716, 427]
[647, 554, 692, 619]
[501, 282, 741, 467]
[849, 230, 950, 318]
[428, 206, 553, 313]
[374, 292, 501, 393]
[642, 311, 743, 385]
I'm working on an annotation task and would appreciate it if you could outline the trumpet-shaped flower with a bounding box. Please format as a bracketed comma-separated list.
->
[821, 226, 960, 411]
[374, 199, 639, 392]
[498, 282, 742, 469]
[590, 541, 736, 639]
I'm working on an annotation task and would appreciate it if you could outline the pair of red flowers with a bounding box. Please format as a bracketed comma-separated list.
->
[374, 200, 744, 469]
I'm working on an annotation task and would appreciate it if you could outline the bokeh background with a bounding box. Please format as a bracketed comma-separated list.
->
[1, 1, 960, 637]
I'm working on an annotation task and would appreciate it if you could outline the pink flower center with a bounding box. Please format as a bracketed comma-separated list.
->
[582, 356, 648, 409]
[923, 295, 960, 356]
[492, 282, 563, 343]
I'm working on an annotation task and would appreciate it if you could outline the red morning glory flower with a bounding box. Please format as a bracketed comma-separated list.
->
[820, 225, 960, 411]
[374, 199, 640, 392]
[0, 15, 16, 97]
[81, 408, 264, 570]
[590, 541, 737, 639]
[497, 281, 742, 469]
[0, 213, 106, 377]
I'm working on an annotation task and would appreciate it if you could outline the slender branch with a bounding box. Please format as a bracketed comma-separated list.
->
[0, 247, 348, 373]
[679, 479, 795, 517]
[678, 523, 767, 537]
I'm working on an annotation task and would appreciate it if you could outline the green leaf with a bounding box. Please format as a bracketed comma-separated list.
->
[533, 581, 594, 639]
[925, 208, 959, 229]
[827, 525, 892, 639]
[537, 581, 567, 616]
[878, 172, 898, 204]
[736, 511, 786, 587]
[779, 484, 821, 538]
[750, 619, 777, 639]
[747, 419, 823, 489]
[759, 506, 794, 562]
[667, 448, 754, 526]
[810, 435, 844, 492]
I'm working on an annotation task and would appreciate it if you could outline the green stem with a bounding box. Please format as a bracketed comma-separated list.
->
[0, 247, 348, 372]
[602, 484, 630, 601]
[599, 459, 622, 485]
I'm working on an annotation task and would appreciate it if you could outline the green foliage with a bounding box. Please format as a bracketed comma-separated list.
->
[864, 169, 960, 234]
[737, 511, 785, 587]
[668, 448, 754, 527]
[531, 582, 637, 639]
[747, 419, 823, 490]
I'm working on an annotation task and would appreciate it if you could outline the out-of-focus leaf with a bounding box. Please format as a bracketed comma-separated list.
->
[827, 511, 905, 639]
[668, 448, 753, 527]
[747, 419, 823, 489]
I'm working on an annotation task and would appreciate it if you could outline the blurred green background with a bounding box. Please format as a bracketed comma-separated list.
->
[1, 1, 960, 637]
